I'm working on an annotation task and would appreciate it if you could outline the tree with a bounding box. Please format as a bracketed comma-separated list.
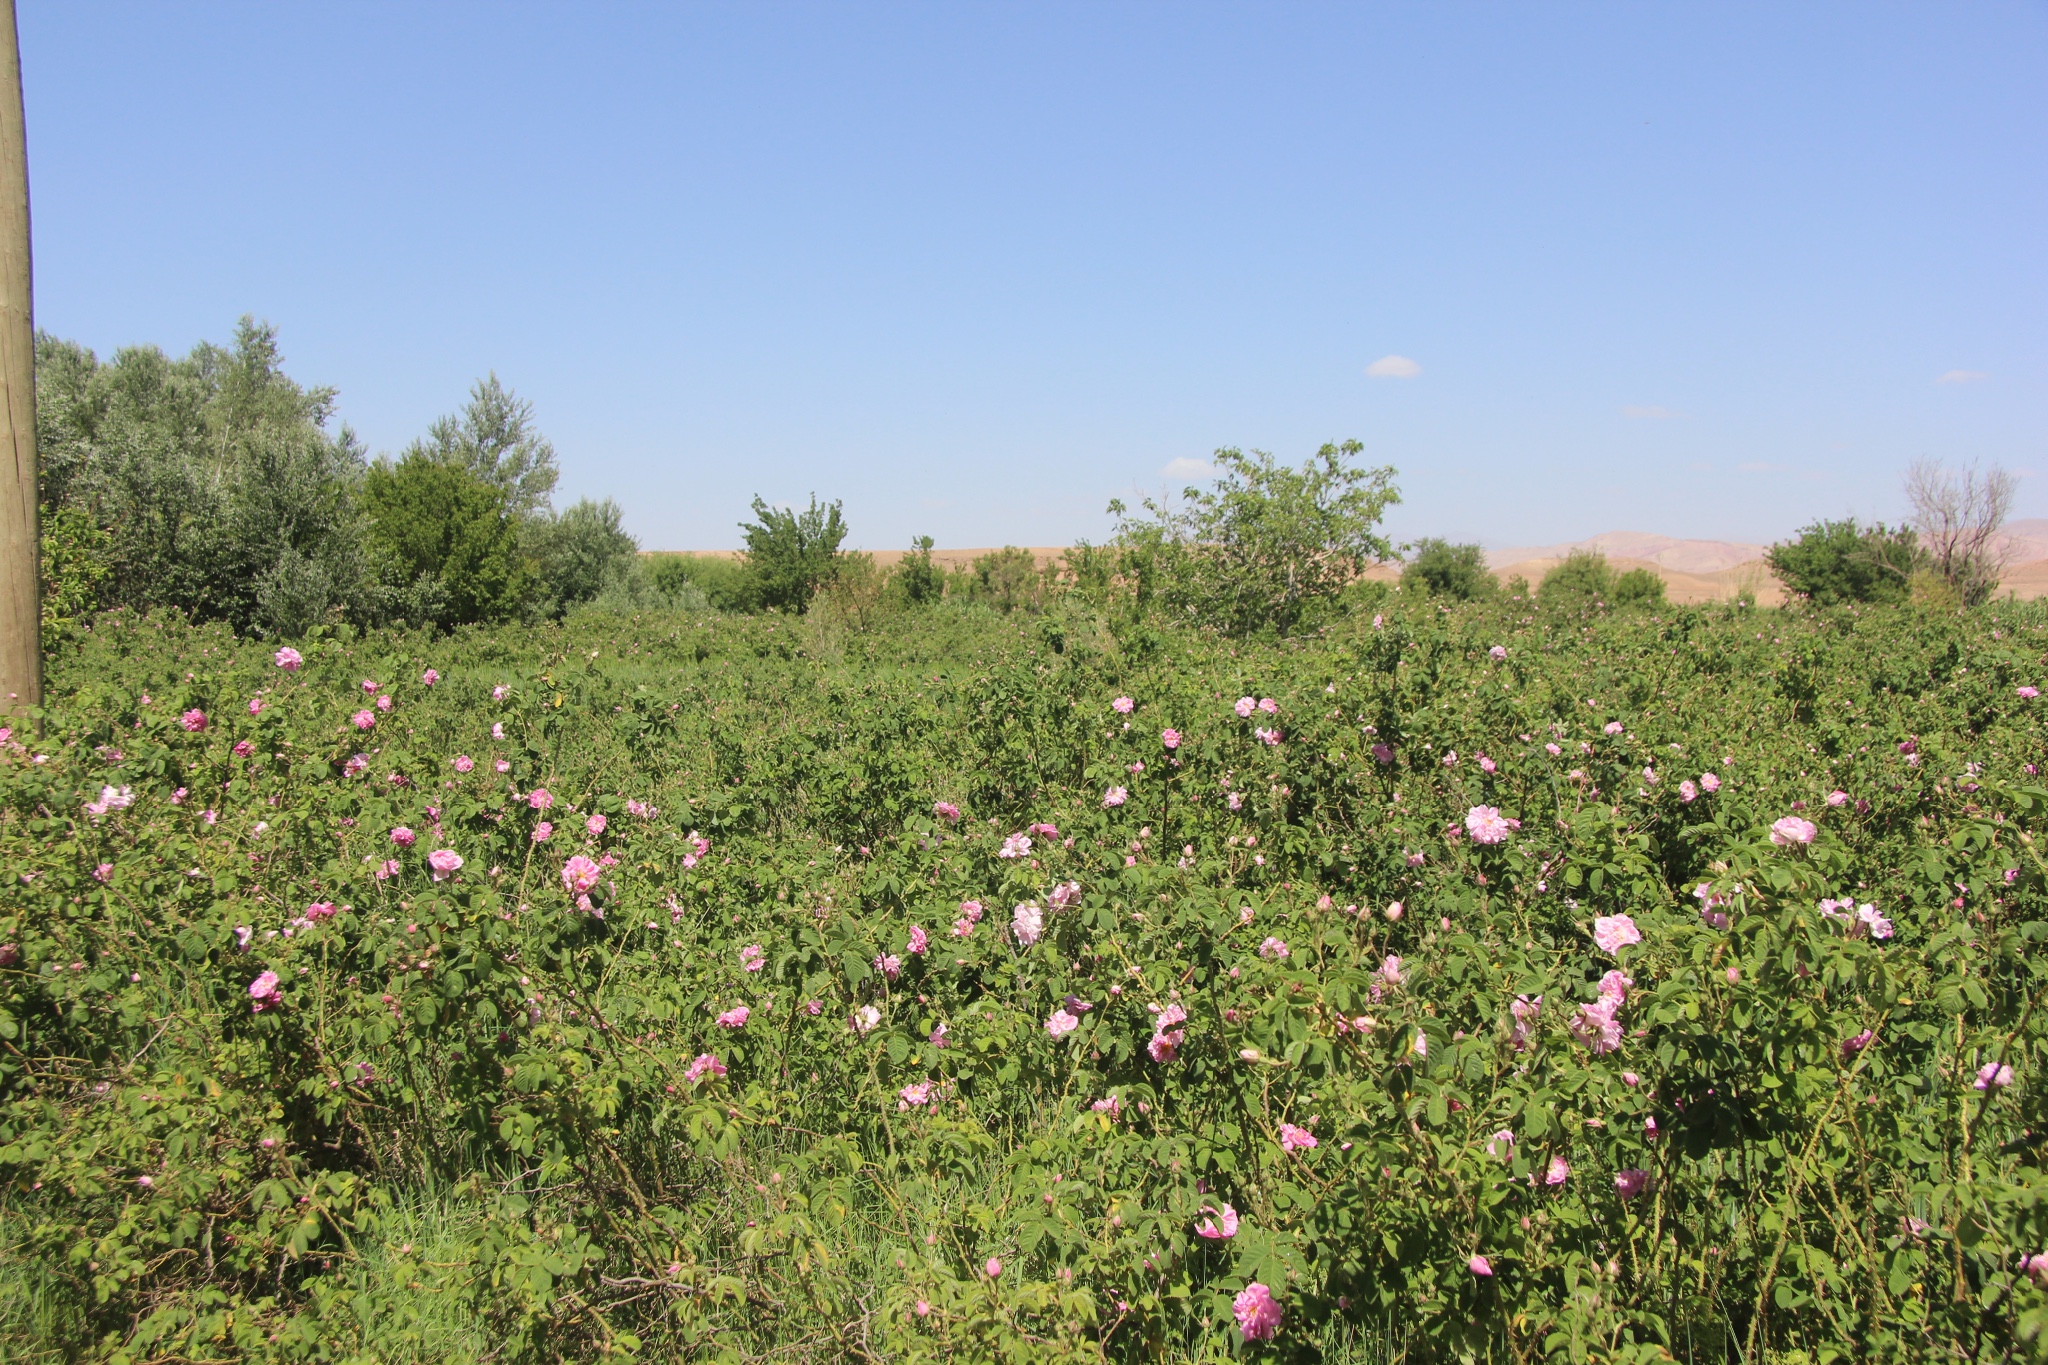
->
[533, 497, 637, 613]
[1765, 519, 1922, 606]
[1611, 567, 1667, 609]
[1905, 459, 2015, 607]
[956, 546, 1043, 613]
[361, 455, 531, 627]
[405, 374, 559, 520]
[739, 494, 847, 613]
[1401, 538, 1494, 601]
[1111, 441, 1399, 637]
[888, 535, 944, 607]
[1537, 550, 1614, 612]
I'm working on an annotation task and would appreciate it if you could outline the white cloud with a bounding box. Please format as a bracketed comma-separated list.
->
[1161, 456, 1215, 481]
[1622, 405, 1681, 419]
[1366, 354, 1421, 379]
[1936, 370, 1989, 385]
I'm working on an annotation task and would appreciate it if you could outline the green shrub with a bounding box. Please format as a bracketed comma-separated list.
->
[1611, 565, 1667, 608]
[8, 601, 2048, 1362]
[1400, 537, 1494, 600]
[739, 494, 848, 613]
[1536, 547, 1614, 610]
[887, 536, 945, 608]
[361, 454, 533, 625]
[1766, 518, 1924, 605]
[649, 552, 756, 612]
[529, 497, 639, 615]
[952, 545, 1046, 612]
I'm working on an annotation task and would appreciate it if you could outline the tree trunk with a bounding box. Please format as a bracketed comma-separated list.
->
[0, 0, 37, 719]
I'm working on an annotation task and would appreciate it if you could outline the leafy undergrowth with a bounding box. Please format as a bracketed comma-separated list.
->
[4, 599, 2048, 1362]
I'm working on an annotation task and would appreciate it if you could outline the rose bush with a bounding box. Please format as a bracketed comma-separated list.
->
[0, 599, 2046, 1361]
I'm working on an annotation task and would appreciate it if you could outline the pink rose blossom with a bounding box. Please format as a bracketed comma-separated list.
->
[1379, 954, 1404, 985]
[1468, 1255, 1494, 1276]
[1489, 644, 1507, 660]
[1770, 815, 1817, 846]
[530, 821, 553, 843]
[1975, 1061, 2014, 1091]
[985, 1257, 1002, 1278]
[739, 943, 766, 972]
[1478, 753, 1497, 773]
[898, 1080, 935, 1109]
[232, 739, 255, 758]
[2020, 686, 2041, 699]
[390, 826, 416, 847]
[495, 759, 511, 773]
[1545, 742, 1562, 755]
[361, 679, 379, 693]
[1278, 1122, 1317, 1152]
[1259, 936, 1289, 961]
[1254, 727, 1282, 746]
[1700, 772, 1720, 792]
[1112, 696, 1135, 714]
[93, 862, 113, 883]
[907, 924, 929, 955]
[1545, 1155, 1570, 1186]
[716, 1006, 750, 1028]
[421, 669, 440, 686]
[1195, 1203, 1239, 1239]
[1233, 1282, 1282, 1342]
[933, 800, 960, 821]
[1234, 696, 1256, 717]
[427, 849, 463, 881]
[1103, 786, 1128, 808]
[528, 788, 554, 811]
[1371, 742, 1393, 763]
[247, 697, 265, 715]
[1258, 698, 1278, 714]
[1679, 779, 1698, 802]
[562, 854, 601, 895]
[684, 1053, 727, 1083]
[1614, 1169, 1651, 1198]
[351, 710, 375, 731]
[1604, 720, 1624, 735]
[1012, 903, 1044, 947]
[249, 970, 281, 1013]
[376, 695, 393, 713]
[1465, 805, 1518, 844]
[874, 953, 903, 979]
[1161, 728, 1181, 749]
[274, 647, 303, 670]
[1570, 997, 1623, 1053]
[180, 709, 207, 732]
[452, 755, 474, 773]
[1046, 1008, 1080, 1038]
[998, 833, 1031, 859]
[1591, 914, 1641, 954]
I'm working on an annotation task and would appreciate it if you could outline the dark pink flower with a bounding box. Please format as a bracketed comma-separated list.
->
[1232, 1282, 1282, 1342]
[180, 709, 207, 732]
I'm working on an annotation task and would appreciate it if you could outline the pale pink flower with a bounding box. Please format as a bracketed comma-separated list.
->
[1258, 698, 1278, 714]
[2020, 686, 2041, 699]
[2026, 1252, 2048, 1285]
[1826, 789, 1848, 807]
[1278, 1122, 1317, 1153]
[586, 813, 607, 836]
[1442, 750, 1458, 767]
[93, 862, 112, 883]
[1091, 1095, 1122, 1117]
[1046, 1008, 1080, 1038]
[626, 798, 654, 817]
[249, 970, 282, 1012]
[376, 694, 393, 713]
[998, 833, 1032, 859]
[1545, 742, 1562, 755]
[1570, 997, 1623, 1053]
[420, 668, 439, 687]
[375, 860, 399, 880]
[495, 759, 511, 773]
[960, 899, 983, 921]
[1857, 903, 1893, 939]
[1254, 727, 1282, 746]
[453, 755, 474, 773]
[1592, 914, 1641, 954]
[1147, 1031, 1183, 1062]
[1469, 1255, 1494, 1276]
[1770, 815, 1816, 846]
[491, 723, 505, 740]
[1012, 902, 1044, 946]
[1161, 728, 1182, 750]
[1478, 754, 1497, 773]
[1195, 1203, 1239, 1239]
[1234, 697, 1256, 718]
[906, 924, 929, 955]
[985, 1257, 1002, 1279]
[1259, 936, 1289, 961]
[684, 1053, 727, 1083]
[898, 1080, 935, 1109]
[233, 739, 255, 758]
[1598, 970, 1632, 1003]
[1614, 1169, 1651, 1198]
[1679, 779, 1698, 803]
[1048, 881, 1082, 911]
[1113, 696, 1135, 714]
[530, 821, 553, 843]
[390, 826, 416, 847]
[561, 854, 601, 895]
[874, 953, 902, 979]
[361, 679, 379, 693]
[1464, 805, 1517, 844]
[1232, 1282, 1281, 1342]
[274, 647, 303, 670]
[351, 710, 375, 731]
[528, 788, 554, 811]
[933, 800, 960, 822]
[247, 697, 265, 716]
[303, 901, 337, 922]
[1700, 772, 1720, 792]
[427, 849, 463, 881]
[716, 1006, 750, 1028]
[852, 1004, 880, 1033]
[1103, 786, 1128, 808]
[1379, 955, 1404, 985]
[491, 684, 509, 701]
[1545, 1155, 1570, 1186]
[1604, 721, 1624, 735]
[1975, 1061, 2015, 1091]
[180, 709, 207, 732]
[740, 943, 766, 972]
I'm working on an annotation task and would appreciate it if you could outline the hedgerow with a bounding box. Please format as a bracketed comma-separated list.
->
[3, 598, 2048, 1362]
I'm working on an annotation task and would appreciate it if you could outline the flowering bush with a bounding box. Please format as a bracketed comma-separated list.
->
[3, 600, 2048, 1361]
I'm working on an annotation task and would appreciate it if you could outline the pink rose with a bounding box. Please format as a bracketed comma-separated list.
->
[351, 710, 375, 731]
[1161, 728, 1181, 750]
[1232, 1282, 1282, 1342]
[274, 647, 302, 670]
[427, 848, 463, 881]
[1195, 1203, 1239, 1239]
[1112, 696, 1135, 714]
[249, 970, 282, 1012]
[390, 826, 416, 847]
[180, 709, 207, 732]
[1592, 914, 1641, 954]
[562, 854, 601, 895]
[1769, 816, 1817, 846]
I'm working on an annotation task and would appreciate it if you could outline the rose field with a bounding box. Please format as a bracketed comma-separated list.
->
[5, 598, 2048, 1363]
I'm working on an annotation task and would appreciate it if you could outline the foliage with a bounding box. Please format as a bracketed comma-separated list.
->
[33, 320, 383, 637]
[649, 553, 757, 613]
[1767, 519, 1925, 606]
[1610, 566, 1666, 608]
[361, 455, 533, 627]
[953, 545, 1049, 613]
[888, 536, 946, 608]
[1907, 460, 2018, 608]
[1111, 441, 1400, 637]
[403, 374, 562, 522]
[1400, 538, 1494, 601]
[1537, 549, 1615, 612]
[5, 597, 2048, 1362]
[529, 498, 640, 615]
[37, 502, 112, 643]
[739, 494, 849, 614]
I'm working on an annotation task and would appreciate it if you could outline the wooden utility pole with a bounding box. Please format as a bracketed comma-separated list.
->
[0, 0, 37, 718]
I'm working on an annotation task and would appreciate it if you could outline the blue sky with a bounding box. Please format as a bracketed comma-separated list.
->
[21, 2, 2046, 551]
